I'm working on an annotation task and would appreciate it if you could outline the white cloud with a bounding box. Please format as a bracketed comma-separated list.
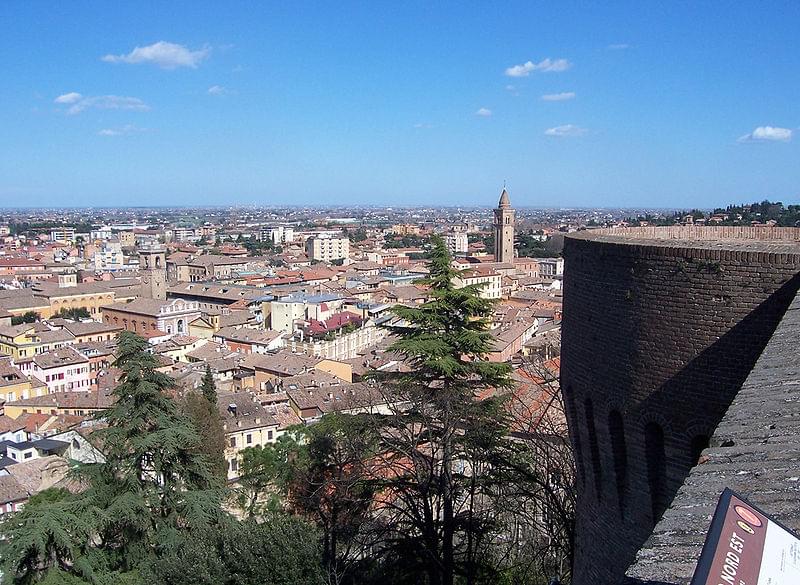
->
[541, 92, 576, 102]
[207, 85, 229, 95]
[413, 122, 433, 129]
[608, 43, 630, 50]
[54, 92, 83, 104]
[544, 124, 587, 137]
[102, 41, 210, 69]
[55, 93, 150, 115]
[475, 107, 492, 117]
[505, 58, 571, 77]
[98, 124, 146, 137]
[737, 126, 793, 143]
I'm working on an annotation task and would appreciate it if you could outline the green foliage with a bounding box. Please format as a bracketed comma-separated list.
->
[370, 236, 518, 585]
[237, 433, 299, 517]
[243, 237, 274, 256]
[283, 415, 378, 583]
[384, 234, 427, 249]
[147, 515, 324, 585]
[11, 311, 38, 325]
[200, 364, 217, 405]
[182, 390, 227, 481]
[54, 307, 91, 320]
[347, 227, 368, 242]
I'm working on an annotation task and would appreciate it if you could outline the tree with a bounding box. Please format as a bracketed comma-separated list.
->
[71, 331, 224, 579]
[0, 327, 232, 583]
[11, 311, 38, 325]
[284, 414, 378, 585]
[54, 307, 91, 320]
[0, 489, 90, 584]
[237, 433, 299, 517]
[370, 236, 515, 585]
[182, 391, 227, 481]
[200, 364, 217, 405]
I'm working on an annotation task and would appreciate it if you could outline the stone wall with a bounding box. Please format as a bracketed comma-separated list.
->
[560, 227, 800, 585]
[625, 289, 800, 584]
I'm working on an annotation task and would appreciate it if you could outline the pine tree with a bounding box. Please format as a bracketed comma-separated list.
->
[200, 363, 217, 405]
[73, 331, 225, 575]
[373, 235, 514, 585]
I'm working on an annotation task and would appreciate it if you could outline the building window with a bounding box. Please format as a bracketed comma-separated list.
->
[229, 458, 238, 472]
[645, 422, 667, 525]
[267, 430, 273, 440]
[608, 410, 628, 512]
[584, 398, 602, 501]
[229, 437, 236, 448]
[246, 434, 252, 444]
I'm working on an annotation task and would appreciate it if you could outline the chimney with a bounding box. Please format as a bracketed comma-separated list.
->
[227, 403, 238, 417]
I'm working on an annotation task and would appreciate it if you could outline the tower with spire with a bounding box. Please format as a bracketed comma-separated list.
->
[493, 186, 515, 264]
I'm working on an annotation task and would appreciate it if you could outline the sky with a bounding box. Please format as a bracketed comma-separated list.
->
[1, 1, 799, 209]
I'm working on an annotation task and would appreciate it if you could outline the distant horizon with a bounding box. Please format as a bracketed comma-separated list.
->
[1, 197, 798, 215]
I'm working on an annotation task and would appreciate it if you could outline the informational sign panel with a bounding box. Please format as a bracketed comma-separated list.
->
[691, 488, 800, 585]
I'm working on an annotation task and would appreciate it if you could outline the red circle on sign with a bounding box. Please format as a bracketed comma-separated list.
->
[735, 505, 762, 527]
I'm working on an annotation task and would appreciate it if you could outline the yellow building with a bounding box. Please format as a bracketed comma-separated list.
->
[0, 358, 49, 407]
[0, 325, 75, 360]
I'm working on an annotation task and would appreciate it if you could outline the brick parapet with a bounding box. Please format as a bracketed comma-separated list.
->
[561, 227, 800, 585]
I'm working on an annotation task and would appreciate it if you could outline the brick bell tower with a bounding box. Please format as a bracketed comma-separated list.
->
[493, 186, 515, 264]
[139, 246, 167, 300]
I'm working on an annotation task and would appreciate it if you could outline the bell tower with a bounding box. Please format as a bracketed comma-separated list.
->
[493, 187, 515, 264]
[139, 246, 167, 300]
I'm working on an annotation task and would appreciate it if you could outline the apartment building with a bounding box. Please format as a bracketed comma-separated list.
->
[305, 235, 349, 262]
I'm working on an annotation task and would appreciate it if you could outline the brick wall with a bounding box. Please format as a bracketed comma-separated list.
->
[560, 228, 800, 585]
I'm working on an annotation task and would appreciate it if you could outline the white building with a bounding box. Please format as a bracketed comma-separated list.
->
[453, 269, 502, 299]
[538, 258, 565, 277]
[93, 240, 124, 271]
[16, 346, 92, 394]
[305, 235, 350, 262]
[260, 226, 295, 245]
[445, 232, 469, 256]
[50, 228, 76, 244]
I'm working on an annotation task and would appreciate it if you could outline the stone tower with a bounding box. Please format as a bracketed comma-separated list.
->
[493, 187, 515, 264]
[139, 247, 166, 300]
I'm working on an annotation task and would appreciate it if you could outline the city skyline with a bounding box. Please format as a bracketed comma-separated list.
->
[2, 2, 799, 208]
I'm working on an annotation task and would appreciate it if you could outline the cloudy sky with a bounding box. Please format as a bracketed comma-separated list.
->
[1, 1, 798, 208]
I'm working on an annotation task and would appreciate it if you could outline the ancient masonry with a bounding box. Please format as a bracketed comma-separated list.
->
[559, 226, 800, 585]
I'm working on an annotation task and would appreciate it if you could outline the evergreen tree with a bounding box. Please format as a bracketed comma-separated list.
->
[182, 391, 227, 481]
[0, 332, 228, 583]
[372, 235, 514, 585]
[200, 364, 217, 405]
[74, 331, 224, 573]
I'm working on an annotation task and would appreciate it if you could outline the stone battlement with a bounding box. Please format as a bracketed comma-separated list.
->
[560, 226, 800, 585]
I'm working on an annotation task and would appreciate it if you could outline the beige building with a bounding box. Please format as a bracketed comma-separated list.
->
[218, 392, 280, 480]
[305, 236, 349, 262]
[102, 298, 203, 336]
[454, 268, 502, 299]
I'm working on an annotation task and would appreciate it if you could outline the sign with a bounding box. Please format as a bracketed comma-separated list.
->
[691, 488, 800, 585]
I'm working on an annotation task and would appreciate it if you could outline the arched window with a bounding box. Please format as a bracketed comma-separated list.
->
[565, 388, 586, 487]
[690, 434, 709, 466]
[608, 410, 628, 512]
[177, 319, 184, 334]
[584, 398, 603, 501]
[645, 422, 667, 524]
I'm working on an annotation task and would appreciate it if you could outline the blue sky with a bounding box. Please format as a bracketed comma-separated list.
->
[1, 1, 798, 209]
